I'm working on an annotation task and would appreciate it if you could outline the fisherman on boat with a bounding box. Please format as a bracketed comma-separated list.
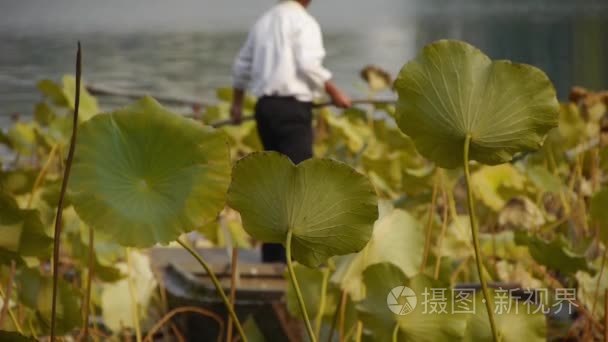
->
[230, 0, 351, 263]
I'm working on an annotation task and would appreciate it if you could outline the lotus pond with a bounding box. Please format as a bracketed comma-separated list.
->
[1, 40, 608, 341]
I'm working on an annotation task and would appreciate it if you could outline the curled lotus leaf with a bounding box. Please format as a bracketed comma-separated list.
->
[227, 152, 378, 267]
[394, 40, 559, 168]
[69, 97, 231, 247]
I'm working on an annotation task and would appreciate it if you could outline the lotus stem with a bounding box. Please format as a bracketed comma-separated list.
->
[176, 238, 248, 342]
[143, 307, 224, 342]
[126, 249, 143, 342]
[226, 247, 239, 342]
[285, 230, 317, 342]
[326, 289, 345, 342]
[421, 175, 439, 273]
[592, 247, 608, 319]
[51, 42, 81, 341]
[463, 134, 499, 342]
[355, 321, 363, 342]
[80, 226, 95, 342]
[28, 316, 38, 339]
[0, 261, 23, 334]
[314, 268, 329, 339]
[392, 322, 399, 342]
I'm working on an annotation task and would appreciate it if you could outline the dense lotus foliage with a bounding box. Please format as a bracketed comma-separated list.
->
[0, 40, 607, 341]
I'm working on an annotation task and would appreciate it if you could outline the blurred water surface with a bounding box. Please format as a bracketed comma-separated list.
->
[1, 0, 607, 127]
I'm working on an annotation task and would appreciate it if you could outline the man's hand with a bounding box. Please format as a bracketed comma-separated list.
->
[325, 81, 352, 109]
[230, 88, 245, 124]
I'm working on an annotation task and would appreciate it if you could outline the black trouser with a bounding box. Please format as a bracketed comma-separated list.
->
[255, 95, 313, 263]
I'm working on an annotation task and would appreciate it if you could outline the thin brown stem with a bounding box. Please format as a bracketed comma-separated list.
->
[50, 42, 81, 341]
[143, 307, 225, 342]
[227, 247, 239, 342]
[169, 322, 185, 342]
[176, 238, 247, 342]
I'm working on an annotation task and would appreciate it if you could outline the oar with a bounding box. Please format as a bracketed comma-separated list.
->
[86, 84, 213, 108]
[209, 98, 396, 128]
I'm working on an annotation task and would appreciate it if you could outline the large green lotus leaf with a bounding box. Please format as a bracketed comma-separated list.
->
[514, 231, 591, 275]
[227, 152, 378, 267]
[331, 209, 424, 301]
[394, 40, 559, 168]
[0, 193, 52, 262]
[464, 292, 546, 342]
[471, 164, 527, 211]
[18, 268, 81, 334]
[357, 263, 466, 341]
[591, 188, 608, 243]
[69, 97, 231, 247]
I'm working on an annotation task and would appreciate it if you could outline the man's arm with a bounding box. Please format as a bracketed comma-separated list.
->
[231, 88, 245, 124]
[325, 81, 352, 108]
[294, 20, 351, 108]
[231, 32, 254, 123]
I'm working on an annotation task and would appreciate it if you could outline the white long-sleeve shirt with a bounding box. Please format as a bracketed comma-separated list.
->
[232, 1, 332, 102]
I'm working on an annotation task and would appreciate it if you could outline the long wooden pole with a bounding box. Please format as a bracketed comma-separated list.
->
[209, 99, 396, 128]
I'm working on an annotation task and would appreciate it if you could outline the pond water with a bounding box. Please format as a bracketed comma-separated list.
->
[1, 0, 607, 127]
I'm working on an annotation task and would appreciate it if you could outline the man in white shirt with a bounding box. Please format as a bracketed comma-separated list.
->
[230, 0, 351, 262]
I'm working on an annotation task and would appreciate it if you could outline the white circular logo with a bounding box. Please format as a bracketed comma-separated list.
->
[387, 286, 417, 315]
